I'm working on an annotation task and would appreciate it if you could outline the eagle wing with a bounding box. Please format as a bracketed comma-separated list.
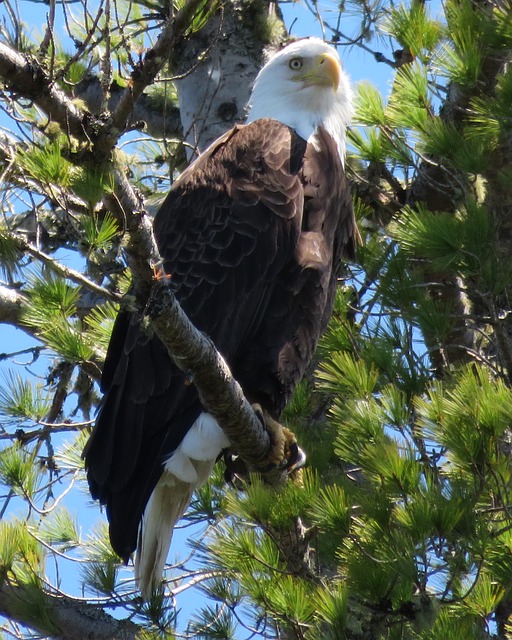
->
[85, 118, 345, 561]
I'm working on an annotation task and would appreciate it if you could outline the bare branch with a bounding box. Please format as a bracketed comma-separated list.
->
[0, 284, 24, 326]
[0, 581, 139, 640]
[0, 42, 90, 139]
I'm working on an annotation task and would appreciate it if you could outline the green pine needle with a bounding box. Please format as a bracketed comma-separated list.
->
[264, 574, 317, 625]
[138, 589, 177, 631]
[22, 273, 81, 328]
[355, 82, 386, 126]
[39, 317, 96, 361]
[187, 605, 237, 639]
[317, 351, 379, 397]
[308, 483, 350, 534]
[55, 430, 91, 472]
[390, 202, 462, 270]
[0, 226, 22, 277]
[83, 301, 118, 352]
[382, 2, 443, 59]
[83, 522, 120, 564]
[22, 273, 97, 361]
[0, 370, 52, 422]
[179, 0, 221, 35]
[0, 443, 43, 500]
[349, 128, 386, 163]
[36, 507, 80, 551]
[225, 470, 319, 530]
[71, 168, 114, 209]
[313, 583, 349, 636]
[82, 560, 118, 596]
[390, 203, 493, 274]
[79, 212, 119, 254]
[17, 140, 73, 187]
[386, 63, 431, 131]
[416, 366, 512, 474]
[0, 520, 43, 578]
[462, 571, 505, 618]
[419, 117, 464, 158]
[439, 38, 482, 88]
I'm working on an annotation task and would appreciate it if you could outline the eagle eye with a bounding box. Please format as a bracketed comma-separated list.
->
[289, 57, 303, 70]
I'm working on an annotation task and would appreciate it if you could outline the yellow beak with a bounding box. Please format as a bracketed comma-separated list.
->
[299, 52, 341, 91]
[317, 53, 341, 90]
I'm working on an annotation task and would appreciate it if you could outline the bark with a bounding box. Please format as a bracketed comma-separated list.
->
[173, 8, 269, 155]
[0, 581, 138, 640]
[149, 283, 285, 474]
[0, 42, 90, 140]
[0, 284, 24, 327]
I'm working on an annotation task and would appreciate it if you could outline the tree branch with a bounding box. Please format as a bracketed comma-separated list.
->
[7, 234, 123, 303]
[0, 284, 24, 326]
[0, 581, 139, 640]
[108, 0, 208, 135]
[149, 284, 277, 471]
[0, 42, 90, 140]
[0, 283, 105, 381]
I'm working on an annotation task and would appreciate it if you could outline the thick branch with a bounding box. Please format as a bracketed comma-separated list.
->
[0, 284, 24, 326]
[0, 581, 138, 640]
[0, 42, 90, 139]
[149, 284, 277, 471]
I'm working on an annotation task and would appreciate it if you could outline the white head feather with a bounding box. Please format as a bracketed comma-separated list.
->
[246, 38, 353, 164]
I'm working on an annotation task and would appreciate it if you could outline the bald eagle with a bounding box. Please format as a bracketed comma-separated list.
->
[84, 37, 358, 598]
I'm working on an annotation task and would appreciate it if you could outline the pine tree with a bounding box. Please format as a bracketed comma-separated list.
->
[1, 1, 512, 638]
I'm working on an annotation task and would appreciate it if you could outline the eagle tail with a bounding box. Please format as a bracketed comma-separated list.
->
[135, 413, 230, 599]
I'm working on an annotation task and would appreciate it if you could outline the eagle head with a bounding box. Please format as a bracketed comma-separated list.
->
[246, 38, 354, 163]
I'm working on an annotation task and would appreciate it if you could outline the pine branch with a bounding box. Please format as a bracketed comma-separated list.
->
[0, 283, 105, 381]
[5, 233, 123, 303]
[0, 581, 139, 640]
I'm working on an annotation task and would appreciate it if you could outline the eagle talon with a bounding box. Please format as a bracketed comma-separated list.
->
[284, 441, 307, 474]
[251, 403, 305, 478]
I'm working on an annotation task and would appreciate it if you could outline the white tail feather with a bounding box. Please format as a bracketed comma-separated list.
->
[135, 413, 229, 599]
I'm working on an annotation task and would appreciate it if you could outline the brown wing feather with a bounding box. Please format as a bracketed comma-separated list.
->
[231, 126, 356, 415]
